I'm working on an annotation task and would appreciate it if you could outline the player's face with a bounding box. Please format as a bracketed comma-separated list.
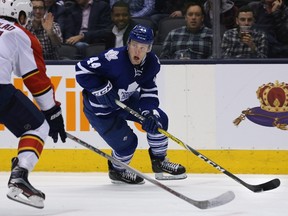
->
[128, 40, 150, 65]
[111, 6, 130, 30]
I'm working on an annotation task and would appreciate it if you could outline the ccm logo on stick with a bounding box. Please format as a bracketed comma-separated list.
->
[198, 154, 225, 172]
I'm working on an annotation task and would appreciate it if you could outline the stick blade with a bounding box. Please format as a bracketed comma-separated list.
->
[250, 178, 281, 193]
[192, 191, 235, 210]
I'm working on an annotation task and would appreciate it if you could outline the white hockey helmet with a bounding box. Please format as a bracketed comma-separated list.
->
[0, 0, 32, 23]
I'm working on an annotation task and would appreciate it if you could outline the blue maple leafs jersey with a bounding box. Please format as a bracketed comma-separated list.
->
[75, 46, 161, 116]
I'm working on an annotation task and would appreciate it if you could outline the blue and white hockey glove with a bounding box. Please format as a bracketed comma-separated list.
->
[91, 81, 119, 108]
[141, 110, 162, 134]
[43, 104, 67, 143]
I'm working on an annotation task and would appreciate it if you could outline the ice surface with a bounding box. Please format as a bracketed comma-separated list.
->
[0, 172, 287, 216]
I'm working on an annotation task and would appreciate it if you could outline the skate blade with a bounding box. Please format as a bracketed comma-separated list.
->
[7, 187, 44, 209]
[155, 173, 187, 180]
[110, 180, 145, 185]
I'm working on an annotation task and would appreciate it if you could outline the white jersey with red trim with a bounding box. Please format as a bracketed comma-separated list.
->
[0, 18, 56, 111]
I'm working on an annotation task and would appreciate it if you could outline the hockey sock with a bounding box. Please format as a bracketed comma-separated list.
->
[17, 152, 38, 172]
[147, 133, 168, 159]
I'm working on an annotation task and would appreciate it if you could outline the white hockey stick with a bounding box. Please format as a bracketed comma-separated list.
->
[67, 132, 235, 209]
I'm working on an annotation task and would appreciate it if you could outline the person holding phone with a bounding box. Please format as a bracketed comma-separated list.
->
[221, 5, 268, 58]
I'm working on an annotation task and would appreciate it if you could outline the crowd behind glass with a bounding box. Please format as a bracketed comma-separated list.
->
[28, 0, 288, 60]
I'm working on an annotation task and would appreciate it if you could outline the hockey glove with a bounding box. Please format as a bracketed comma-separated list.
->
[43, 104, 67, 143]
[141, 110, 162, 134]
[91, 81, 119, 108]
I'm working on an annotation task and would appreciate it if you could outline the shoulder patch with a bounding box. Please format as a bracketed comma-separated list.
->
[104, 49, 119, 61]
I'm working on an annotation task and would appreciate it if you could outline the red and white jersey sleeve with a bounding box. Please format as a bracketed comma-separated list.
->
[0, 19, 56, 111]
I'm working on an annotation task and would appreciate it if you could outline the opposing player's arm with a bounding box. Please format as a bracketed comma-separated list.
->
[16, 30, 66, 143]
[14, 30, 56, 111]
[22, 69, 56, 110]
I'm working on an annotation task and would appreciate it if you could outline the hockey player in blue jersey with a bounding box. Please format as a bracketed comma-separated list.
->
[75, 24, 186, 184]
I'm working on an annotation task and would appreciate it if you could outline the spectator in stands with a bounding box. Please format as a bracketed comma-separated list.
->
[221, 5, 268, 58]
[26, 0, 63, 60]
[63, 0, 76, 7]
[109, 0, 155, 18]
[203, 0, 238, 36]
[105, 1, 137, 49]
[44, 0, 67, 38]
[151, 0, 203, 28]
[151, 0, 186, 26]
[160, 2, 213, 59]
[64, 0, 112, 58]
[248, 0, 288, 58]
[232, 0, 252, 8]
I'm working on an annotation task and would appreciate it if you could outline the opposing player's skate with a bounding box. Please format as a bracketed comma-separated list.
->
[108, 161, 145, 184]
[7, 157, 45, 209]
[149, 149, 187, 180]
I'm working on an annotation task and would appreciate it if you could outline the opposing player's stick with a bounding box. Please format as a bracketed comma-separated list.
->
[66, 132, 235, 209]
[115, 100, 281, 193]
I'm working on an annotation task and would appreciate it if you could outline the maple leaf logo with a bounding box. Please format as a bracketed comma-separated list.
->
[104, 50, 119, 61]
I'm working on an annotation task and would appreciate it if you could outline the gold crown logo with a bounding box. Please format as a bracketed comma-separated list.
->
[256, 81, 288, 112]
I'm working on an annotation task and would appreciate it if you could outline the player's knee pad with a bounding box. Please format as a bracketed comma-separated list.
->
[23, 119, 50, 142]
[155, 108, 168, 130]
[103, 119, 138, 156]
[0, 89, 45, 137]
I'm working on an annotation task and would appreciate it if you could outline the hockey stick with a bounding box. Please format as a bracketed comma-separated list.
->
[115, 100, 281, 193]
[66, 132, 235, 209]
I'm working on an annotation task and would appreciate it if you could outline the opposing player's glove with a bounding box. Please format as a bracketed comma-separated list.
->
[91, 81, 119, 108]
[141, 110, 162, 134]
[42, 104, 67, 143]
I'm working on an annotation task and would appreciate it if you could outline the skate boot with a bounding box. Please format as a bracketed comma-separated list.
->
[7, 157, 45, 209]
[108, 161, 145, 184]
[149, 148, 187, 180]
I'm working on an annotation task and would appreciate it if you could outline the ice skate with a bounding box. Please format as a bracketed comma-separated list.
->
[108, 161, 145, 184]
[149, 149, 187, 180]
[7, 157, 45, 209]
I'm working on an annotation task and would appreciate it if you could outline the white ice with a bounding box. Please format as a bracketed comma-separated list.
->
[0, 172, 287, 216]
